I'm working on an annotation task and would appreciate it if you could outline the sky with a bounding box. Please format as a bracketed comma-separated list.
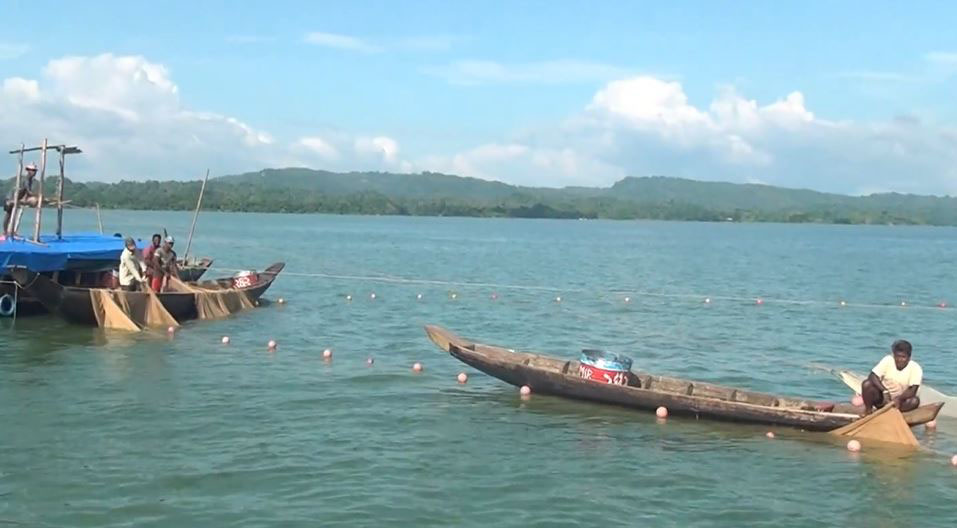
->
[1, 0, 956, 195]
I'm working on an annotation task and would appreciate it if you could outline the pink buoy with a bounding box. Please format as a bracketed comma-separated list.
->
[345, 294, 352, 301]
[370, 293, 377, 300]
[167, 326, 176, 334]
[766, 431, 775, 439]
[851, 394, 864, 407]
[656, 406, 668, 419]
[221, 336, 230, 345]
[624, 296, 631, 303]
[267, 339, 277, 350]
[520, 385, 532, 396]
[322, 348, 333, 360]
[900, 301, 907, 307]
[939, 302, 948, 309]
[555, 296, 562, 303]
[412, 362, 423, 372]
[847, 439, 861, 452]
[755, 298, 764, 305]
[457, 372, 468, 384]
[490, 293, 498, 300]
[925, 420, 937, 430]
[951, 455, 957, 467]
[367, 357, 374, 366]
[278, 297, 285, 304]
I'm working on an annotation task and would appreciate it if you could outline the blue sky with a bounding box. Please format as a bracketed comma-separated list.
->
[1, 0, 956, 194]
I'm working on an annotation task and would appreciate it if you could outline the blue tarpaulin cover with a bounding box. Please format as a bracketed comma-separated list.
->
[0, 233, 137, 272]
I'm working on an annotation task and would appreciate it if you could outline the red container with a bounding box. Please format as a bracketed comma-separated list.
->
[578, 349, 632, 386]
[578, 363, 629, 386]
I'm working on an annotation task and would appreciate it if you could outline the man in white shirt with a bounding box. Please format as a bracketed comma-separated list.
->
[118, 237, 145, 292]
[861, 340, 922, 414]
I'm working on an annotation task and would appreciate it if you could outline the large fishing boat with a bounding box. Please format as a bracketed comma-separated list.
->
[1, 140, 213, 318]
[9, 263, 284, 327]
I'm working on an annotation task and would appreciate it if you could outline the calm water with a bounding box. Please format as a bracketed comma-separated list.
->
[2, 210, 957, 527]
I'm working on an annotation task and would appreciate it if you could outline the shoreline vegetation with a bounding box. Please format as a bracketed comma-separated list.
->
[15, 168, 957, 225]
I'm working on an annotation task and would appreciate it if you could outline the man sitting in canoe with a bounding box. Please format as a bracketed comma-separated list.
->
[861, 340, 922, 414]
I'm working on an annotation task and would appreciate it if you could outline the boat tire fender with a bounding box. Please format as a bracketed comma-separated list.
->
[0, 294, 15, 317]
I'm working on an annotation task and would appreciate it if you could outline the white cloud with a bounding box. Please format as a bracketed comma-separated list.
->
[0, 43, 28, 60]
[419, 142, 624, 187]
[421, 75, 957, 194]
[3, 52, 956, 196]
[425, 59, 635, 85]
[2, 77, 39, 100]
[354, 136, 400, 164]
[295, 136, 340, 160]
[0, 53, 405, 181]
[924, 51, 957, 66]
[303, 32, 382, 53]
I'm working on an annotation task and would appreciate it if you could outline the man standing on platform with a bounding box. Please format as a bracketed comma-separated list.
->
[2, 163, 38, 235]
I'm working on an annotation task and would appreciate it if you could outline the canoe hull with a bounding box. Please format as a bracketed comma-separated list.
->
[425, 325, 943, 432]
[177, 258, 213, 282]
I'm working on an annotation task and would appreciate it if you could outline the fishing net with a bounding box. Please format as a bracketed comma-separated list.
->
[143, 291, 180, 328]
[166, 276, 254, 320]
[89, 289, 179, 331]
[831, 406, 919, 447]
[90, 289, 140, 331]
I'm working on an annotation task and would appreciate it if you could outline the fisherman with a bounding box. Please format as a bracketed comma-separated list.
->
[860, 339, 922, 414]
[2, 163, 38, 235]
[142, 233, 162, 285]
[151, 236, 178, 292]
[118, 237, 146, 292]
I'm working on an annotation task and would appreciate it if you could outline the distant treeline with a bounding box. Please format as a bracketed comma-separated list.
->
[8, 169, 955, 225]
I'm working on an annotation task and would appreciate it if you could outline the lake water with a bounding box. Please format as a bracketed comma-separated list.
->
[2, 210, 957, 527]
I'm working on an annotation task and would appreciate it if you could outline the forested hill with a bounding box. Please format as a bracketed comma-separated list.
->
[12, 168, 957, 225]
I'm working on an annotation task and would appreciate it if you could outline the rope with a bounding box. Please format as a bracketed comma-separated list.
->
[211, 267, 953, 312]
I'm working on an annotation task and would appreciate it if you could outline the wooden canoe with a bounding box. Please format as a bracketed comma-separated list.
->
[424, 325, 943, 432]
[11, 262, 284, 326]
[177, 257, 214, 282]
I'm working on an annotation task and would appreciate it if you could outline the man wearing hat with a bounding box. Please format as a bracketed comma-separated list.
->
[150, 235, 179, 292]
[2, 163, 38, 235]
[118, 237, 146, 292]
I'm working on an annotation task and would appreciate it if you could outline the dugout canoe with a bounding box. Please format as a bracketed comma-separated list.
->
[10, 262, 284, 326]
[177, 257, 214, 282]
[424, 325, 943, 432]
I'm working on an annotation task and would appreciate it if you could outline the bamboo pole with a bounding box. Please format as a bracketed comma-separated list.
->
[32, 138, 48, 242]
[95, 203, 103, 234]
[6, 143, 24, 236]
[183, 168, 209, 262]
[56, 147, 66, 239]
